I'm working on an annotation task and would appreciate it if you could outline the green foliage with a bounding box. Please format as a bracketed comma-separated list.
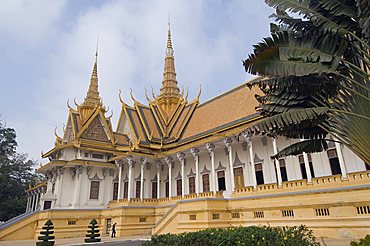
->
[0, 119, 40, 221]
[36, 219, 55, 246]
[351, 235, 370, 246]
[243, 0, 370, 163]
[142, 225, 319, 246]
[85, 218, 101, 243]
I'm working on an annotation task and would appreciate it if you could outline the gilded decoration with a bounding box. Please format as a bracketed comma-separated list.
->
[81, 117, 109, 142]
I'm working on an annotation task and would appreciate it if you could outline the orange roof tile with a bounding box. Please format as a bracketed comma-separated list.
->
[179, 84, 260, 141]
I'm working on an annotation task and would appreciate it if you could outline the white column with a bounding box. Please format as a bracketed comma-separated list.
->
[31, 193, 36, 211]
[302, 152, 313, 183]
[55, 167, 65, 207]
[35, 192, 40, 211]
[191, 148, 200, 194]
[100, 169, 107, 205]
[156, 160, 161, 199]
[127, 156, 134, 201]
[244, 135, 257, 188]
[206, 143, 216, 193]
[140, 157, 146, 201]
[165, 156, 174, 198]
[26, 195, 31, 212]
[29, 193, 33, 212]
[177, 152, 186, 197]
[272, 138, 283, 186]
[224, 138, 235, 192]
[117, 161, 123, 200]
[299, 139, 312, 183]
[73, 166, 83, 207]
[334, 139, 348, 179]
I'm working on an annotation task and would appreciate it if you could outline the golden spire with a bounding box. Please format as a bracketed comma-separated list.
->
[82, 50, 101, 108]
[159, 22, 180, 99]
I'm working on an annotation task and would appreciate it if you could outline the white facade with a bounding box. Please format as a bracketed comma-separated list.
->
[35, 135, 367, 211]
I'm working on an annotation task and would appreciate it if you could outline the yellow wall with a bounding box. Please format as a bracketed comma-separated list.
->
[2, 171, 370, 241]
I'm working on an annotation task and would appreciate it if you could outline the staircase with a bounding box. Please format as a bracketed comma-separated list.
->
[0, 210, 40, 240]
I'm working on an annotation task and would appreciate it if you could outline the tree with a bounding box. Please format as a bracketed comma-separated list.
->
[243, 0, 370, 163]
[0, 119, 40, 221]
[85, 218, 101, 243]
[36, 219, 55, 246]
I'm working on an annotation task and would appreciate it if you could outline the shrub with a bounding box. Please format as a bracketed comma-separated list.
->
[36, 219, 55, 246]
[85, 218, 101, 243]
[142, 225, 319, 246]
[351, 235, 370, 246]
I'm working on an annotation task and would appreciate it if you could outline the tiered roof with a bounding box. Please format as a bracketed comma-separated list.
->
[40, 25, 261, 169]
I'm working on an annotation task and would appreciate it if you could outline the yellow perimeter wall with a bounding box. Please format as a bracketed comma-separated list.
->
[1, 171, 370, 241]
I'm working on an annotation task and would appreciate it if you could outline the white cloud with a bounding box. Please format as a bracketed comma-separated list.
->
[0, 0, 67, 44]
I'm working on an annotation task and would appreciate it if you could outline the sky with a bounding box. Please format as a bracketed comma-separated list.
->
[0, 0, 273, 164]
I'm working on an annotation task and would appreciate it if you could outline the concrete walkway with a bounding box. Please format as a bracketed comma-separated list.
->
[0, 235, 151, 246]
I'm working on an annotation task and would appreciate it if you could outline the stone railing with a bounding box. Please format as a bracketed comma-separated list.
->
[108, 191, 225, 208]
[232, 171, 370, 198]
[183, 193, 197, 199]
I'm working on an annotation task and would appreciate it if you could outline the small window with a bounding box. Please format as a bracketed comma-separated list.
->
[92, 153, 104, 159]
[51, 183, 55, 194]
[90, 181, 100, 199]
[253, 211, 264, 218]
[212, 213, 220, 220]
[139, 217, 146, 223]
[282, 210, 295, 217]
[68, 220, 76, 225]
[356, 206, 370, 215]
[315, 208, 330, 217]
[231, 212, 240, 219]
[85, 153, 89, 158]
[189, 214, 196, 220]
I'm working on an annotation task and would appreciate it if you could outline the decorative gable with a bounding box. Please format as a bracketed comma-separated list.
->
[81, 117, 109, 142]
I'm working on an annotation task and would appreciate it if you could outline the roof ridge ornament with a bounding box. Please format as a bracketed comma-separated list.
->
[81, 50, 102, 108]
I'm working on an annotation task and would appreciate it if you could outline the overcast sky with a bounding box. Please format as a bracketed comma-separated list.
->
[0, 0, 272, 164]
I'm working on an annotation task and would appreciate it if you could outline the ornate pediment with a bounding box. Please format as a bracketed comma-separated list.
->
[81, 117, 109, 142]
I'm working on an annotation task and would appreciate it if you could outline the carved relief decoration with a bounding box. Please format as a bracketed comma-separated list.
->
[81, 117, 109, 142]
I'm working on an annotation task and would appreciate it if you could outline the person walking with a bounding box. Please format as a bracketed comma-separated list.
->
[111, 222, 117, 238]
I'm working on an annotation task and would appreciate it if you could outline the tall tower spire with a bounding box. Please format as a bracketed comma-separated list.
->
[159, 22, 180, 99]
[82, 50, 101, 108]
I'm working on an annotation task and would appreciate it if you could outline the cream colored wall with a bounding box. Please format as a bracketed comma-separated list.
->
[3, 172, 370, 241]
[343, 145, 366, 173]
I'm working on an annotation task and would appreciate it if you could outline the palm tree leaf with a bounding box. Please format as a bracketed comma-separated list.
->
[265, 0, 351, 35]
[246, 107, 329, 136]
[243, 31, 347, 76]
[271, 139, 328, 159]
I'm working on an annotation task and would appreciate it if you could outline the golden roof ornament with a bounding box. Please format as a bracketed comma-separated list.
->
[82, 50, 101, 108]
[158, 22, 181, 100]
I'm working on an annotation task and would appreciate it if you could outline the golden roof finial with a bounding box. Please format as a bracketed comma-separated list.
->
[82, 49, 101, 108]
[158, 22, 180, 100]
[167, 21, 173, 51]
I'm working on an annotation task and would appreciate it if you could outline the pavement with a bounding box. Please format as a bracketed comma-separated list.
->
[0, 235, 357, 246]
[0, 235, 150, 246]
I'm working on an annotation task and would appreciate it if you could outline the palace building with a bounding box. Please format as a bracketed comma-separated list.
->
[1, 26, 370, 241]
